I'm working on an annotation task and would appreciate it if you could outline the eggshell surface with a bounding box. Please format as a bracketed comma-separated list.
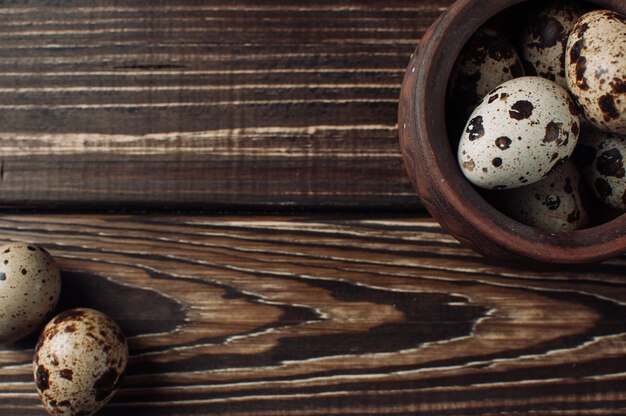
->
[499, 160, 590, 231]
[34, 308, 128, 416]
[521, 1, 586, 87]
[576, 125, 626, 212]
[448, 28, 524, 120]
[458, 76, 580, 190]
[565, 10, 626, 134]
[0, 243, 60, 344]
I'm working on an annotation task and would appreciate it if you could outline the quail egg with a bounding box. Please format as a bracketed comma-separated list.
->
[499, 160, 590, 231]
[0, 243, 60, 344]
[34, 308, 128, 416]
[458, 76, 580, 190]
[575, 124, 626, 212]
[521, 1, 586, 88]
[448, 28, 524, 121]
[565, 10, 626, 134]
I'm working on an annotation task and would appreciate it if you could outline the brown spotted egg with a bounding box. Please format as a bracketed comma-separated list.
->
[575, 124, 626, 212]
[500, 160, 590, 231]
[565, 10, 626, 134]
[0, 243, 60, 344]
[448, 28, 524, 121]
[34, 308, 128, 416]
[458, 76, 580, 190]
[521, 1, 586, 88]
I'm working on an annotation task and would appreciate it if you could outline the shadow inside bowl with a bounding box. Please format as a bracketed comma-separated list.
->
[399, 0, 626, 267]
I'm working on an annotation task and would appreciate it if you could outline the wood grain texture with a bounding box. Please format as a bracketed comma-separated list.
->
[0, 0, 454, 210]
[0, 214, 624, 415]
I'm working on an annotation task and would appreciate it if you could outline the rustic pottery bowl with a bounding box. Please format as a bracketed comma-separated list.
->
[399, 0, 626, 266]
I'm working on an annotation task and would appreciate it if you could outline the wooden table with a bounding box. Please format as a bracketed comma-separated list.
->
[1, 1, 625, 415]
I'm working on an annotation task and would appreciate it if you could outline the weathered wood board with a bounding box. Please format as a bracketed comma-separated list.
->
[0, 1, 454, 210]
[0, 214, 625, 415]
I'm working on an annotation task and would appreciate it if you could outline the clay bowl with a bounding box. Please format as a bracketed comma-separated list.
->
[398, 0, 626, 267]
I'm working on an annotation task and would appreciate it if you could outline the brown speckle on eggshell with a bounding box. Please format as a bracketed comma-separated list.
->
[565, 10, 626, 134]
[458, 76, 580, 190]
[448, 28, 525, 122]
[499, 160, 590, 231]
[0, 243, 60, 344]
[34, 308, 128, 416]
[521, 1, 586, 88]
[575, 124, 626, 212]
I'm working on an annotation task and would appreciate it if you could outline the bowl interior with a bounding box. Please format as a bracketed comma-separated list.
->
[407, 0, 626, 264]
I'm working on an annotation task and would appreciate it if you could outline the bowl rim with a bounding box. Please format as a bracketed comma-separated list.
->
[399, 0, 626, 265]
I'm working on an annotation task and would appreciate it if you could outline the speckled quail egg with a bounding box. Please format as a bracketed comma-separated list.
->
[565, 10, 626, 134]
[521, 1, 586, 88]
[458, 76, 580, 190]
[0, 243, 60, 344]
[499, 160, 590, 231]
[448, 28, 525, 120]
[575, 124, 626, 212]
[34, 308, 128, 416]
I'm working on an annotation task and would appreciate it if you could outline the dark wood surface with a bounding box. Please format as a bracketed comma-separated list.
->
[0, 214, 625, 415]
[1, 2, 625, 415]
[0, 0, 457, 210]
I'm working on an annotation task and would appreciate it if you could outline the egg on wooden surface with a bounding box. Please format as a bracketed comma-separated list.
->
[565, 10, 626, 134]
[575, 124, 626, 212]
[0, 243, 60, 344]
[521, 1, 586, 88]
[458, 76, 580, 190]
[34, 308, 128, 416]
[499, 160, 590, 231]
[448, 28, 525, 120]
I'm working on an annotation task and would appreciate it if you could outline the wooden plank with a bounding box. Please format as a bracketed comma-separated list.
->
[0, 0, 454, 209]
[0, 213, 624, 415]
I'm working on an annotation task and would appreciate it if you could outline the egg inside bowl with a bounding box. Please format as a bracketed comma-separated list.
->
[398, 0, 626, 266]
